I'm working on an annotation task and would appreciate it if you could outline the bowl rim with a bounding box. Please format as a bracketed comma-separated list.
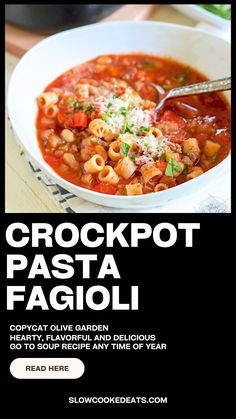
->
[7, 19, 231, 61]
[7, 20, 231, 202]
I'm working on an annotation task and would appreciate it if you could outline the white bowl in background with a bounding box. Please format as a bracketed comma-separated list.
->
[171, 4, 231, 30]
[7, 21, 231, 209]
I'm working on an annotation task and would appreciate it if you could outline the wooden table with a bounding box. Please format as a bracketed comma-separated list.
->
[5, 5, 196, 213]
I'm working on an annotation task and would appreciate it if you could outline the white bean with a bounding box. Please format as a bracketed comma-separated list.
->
[48, 134, 61, 148]
[61, 129, 74, 143]
[63, 153, 79, 170]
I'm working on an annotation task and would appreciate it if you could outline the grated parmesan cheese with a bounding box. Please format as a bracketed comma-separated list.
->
[93, 84, 180, 161]
[135, 132, 171, 161]
[97, 87, 155, 137]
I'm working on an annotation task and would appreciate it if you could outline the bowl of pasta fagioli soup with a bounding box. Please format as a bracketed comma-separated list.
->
[8, 22, 231, 209]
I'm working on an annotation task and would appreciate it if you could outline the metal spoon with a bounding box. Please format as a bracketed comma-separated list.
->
[150, 77, 231, 113]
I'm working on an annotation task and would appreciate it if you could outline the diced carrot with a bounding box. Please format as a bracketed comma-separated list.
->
[65, 112, 88, 128]
[73, 112, 88, 127]
[92, 183, 118, 194]
[57, 110, 66, 125]
[109, 67, 121, 77]
[155, 161, 167, 173]
[65, 118, 74, 128]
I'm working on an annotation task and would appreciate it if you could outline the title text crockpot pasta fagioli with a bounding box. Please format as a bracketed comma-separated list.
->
[36, 54, 230, 195]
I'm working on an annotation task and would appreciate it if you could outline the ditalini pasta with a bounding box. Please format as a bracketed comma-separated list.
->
[83, 154, 105, 174]
[98, 166, 119, 184]
[38, 92, 58, 109]
[36, 54, 231, 195]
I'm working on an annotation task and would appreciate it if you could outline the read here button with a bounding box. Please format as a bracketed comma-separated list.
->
[10, 358, 85, 379]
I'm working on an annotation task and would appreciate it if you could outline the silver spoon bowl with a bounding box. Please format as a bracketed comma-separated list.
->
[150, 77, 231, 113]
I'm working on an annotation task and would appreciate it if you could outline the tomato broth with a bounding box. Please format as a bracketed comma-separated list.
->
[36, 54, 230, 196]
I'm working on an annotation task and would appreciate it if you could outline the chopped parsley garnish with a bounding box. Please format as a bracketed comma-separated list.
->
[172, 66, 191, 86]
[67, 98, 76, 106]
[107, 102, 112, 109]
[122, 122, 134, 134]
[159, 151, 166, 161]
[129, 154, 137, 162]
[165, 158, 183, 177]
[162, 84, 173, 90]
[76, 103, 84, 111]
[67, 99, 83, 110]
[143, 61, 156, 69]
[183, 162, 188, 176]
[84, 104, 95, 114]
[107, 111, 114, 118]
[211, 155, 218, 163]
[119, 107, 127, 116]
[101, 115, 107, 122]
[112, 94, 118, 99]
[120, 142, 130, 157]
[140, 126, 150, 132]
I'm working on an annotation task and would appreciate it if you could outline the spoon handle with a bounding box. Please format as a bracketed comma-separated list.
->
[166, 77, 231, 100]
